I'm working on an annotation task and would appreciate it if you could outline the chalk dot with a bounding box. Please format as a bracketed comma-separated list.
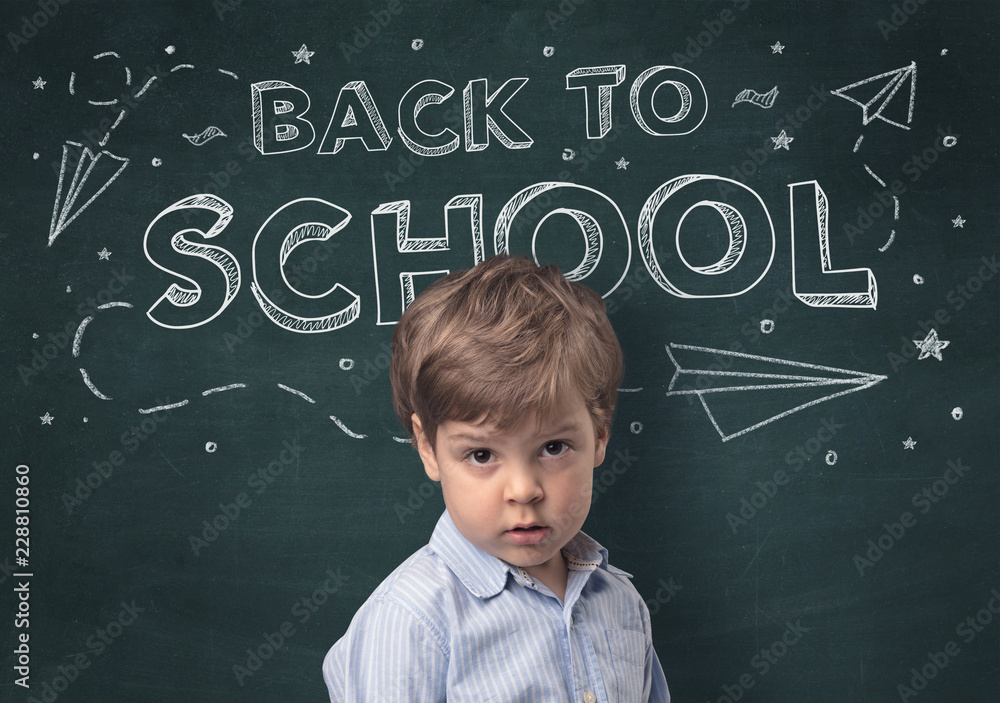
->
[205, 441, 218, 453]
[951, 407, 963, 421]
[151, 157, 162, 167]
[411, 39, 424, 51]
[630, 421, 643, 435]
[33, 152, 39, 160]
[339, 358, 355, 371]
[66, 285, 72, 293]
[824, 450, 838, 465]
[760, 319, 775, 334]
[32, 333, 39, 339]
[913, 274, 924, 285]
[942, 136, 958, 148]
[83, 417, 88, 423]
[543, 46, 555, 57]
[165, 45, 176, 54]
[561, 148, 576, 161]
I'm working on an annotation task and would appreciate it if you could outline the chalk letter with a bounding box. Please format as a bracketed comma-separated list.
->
[629, 66, 708, 136]
[495, 182, 631, 297]
[317, 81, 392, 154]
[250, 198, 360, 332]
[397, 79, 460, 156]
[251, 81, 316, 154]
[463, 78, 533, 151]
[789, 180, 878, 308]
[144, 195, 240, 329]
[372, 196, 486, 325]
[638, 175, 774, 298]
[566, 65, 626, 139]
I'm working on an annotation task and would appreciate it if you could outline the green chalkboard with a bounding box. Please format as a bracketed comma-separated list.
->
[2, 0, 998, 701]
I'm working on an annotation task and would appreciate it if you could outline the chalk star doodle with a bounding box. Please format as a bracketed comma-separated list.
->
[952, 215, 966, 228]
[664, 343, 886, 442]
[903, 437, 917, 450]
[98, 247, 111, 260]
[913, 329, 950, 361]
[615, 157, 629, 170]
[771, 129, 794, 150]
[40, 412, 54, 425]
[771, 41, 784, 54]
[831, 61, 916, 130]
[292, 44, 315, 64]
[33, 76, 46, 89]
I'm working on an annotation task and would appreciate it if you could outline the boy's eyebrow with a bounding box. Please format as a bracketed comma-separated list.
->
[446, 421, 584, 444]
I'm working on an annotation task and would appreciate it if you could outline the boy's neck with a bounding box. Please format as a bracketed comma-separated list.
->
[523, 551, 569, 602]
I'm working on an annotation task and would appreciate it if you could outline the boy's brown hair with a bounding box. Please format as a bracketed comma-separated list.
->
[390, 255, 623, 447]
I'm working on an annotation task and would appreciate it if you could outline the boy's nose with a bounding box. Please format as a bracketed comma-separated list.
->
[504, 464, 544, 504]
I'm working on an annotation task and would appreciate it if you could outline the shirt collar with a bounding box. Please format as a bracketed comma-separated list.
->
[428, 511, 631, 600]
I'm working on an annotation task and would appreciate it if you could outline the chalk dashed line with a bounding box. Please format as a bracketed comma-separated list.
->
[864, 164, 887, 188]
[330, 415, 367, 439]
[139, 400, 189, 414]
[878, 230, 896, 252]
[73, 316, 93, 358]
[97, 301, 133, 310]
[133, 75, 158, 98]
[202, 383, 247, 396]
[392, 436, 412, 444]
[79, 368, 112, 400]
[218, 69, 239, 79]
[278, 383, 316, 403]
[617, 387, 644, 393]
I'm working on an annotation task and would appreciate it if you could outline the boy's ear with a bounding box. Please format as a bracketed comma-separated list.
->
[411, 414, 441, 481]
[593, 425, 609, 467]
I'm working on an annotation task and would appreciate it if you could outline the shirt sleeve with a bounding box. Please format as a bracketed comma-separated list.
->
[323, 596, 449, 703]
[645, 643, 671, 703]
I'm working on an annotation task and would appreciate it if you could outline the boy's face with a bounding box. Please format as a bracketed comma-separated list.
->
[412, 388, 608, 585]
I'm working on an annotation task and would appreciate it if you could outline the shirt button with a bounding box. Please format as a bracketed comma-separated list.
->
[583, 692, 596, 703]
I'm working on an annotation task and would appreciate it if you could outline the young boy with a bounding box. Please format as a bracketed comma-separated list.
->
[323, 255, 670, 702]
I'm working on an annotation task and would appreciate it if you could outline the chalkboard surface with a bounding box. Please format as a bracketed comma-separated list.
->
[3, 1, 998, 701]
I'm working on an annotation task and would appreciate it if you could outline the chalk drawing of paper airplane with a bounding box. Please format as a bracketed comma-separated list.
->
[49, 141, 130, 246]
[664, 343, 886, 441]
[831, 61, 916, 130]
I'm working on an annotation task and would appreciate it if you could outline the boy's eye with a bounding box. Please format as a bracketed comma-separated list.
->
[542, 441, 568, 457]
[467, 449, 493, 465]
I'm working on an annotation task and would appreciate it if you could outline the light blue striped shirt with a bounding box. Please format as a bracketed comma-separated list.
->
[323, 511, 670, 702]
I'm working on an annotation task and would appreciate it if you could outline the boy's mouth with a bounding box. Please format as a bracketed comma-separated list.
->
[505, 525, 549, 545]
